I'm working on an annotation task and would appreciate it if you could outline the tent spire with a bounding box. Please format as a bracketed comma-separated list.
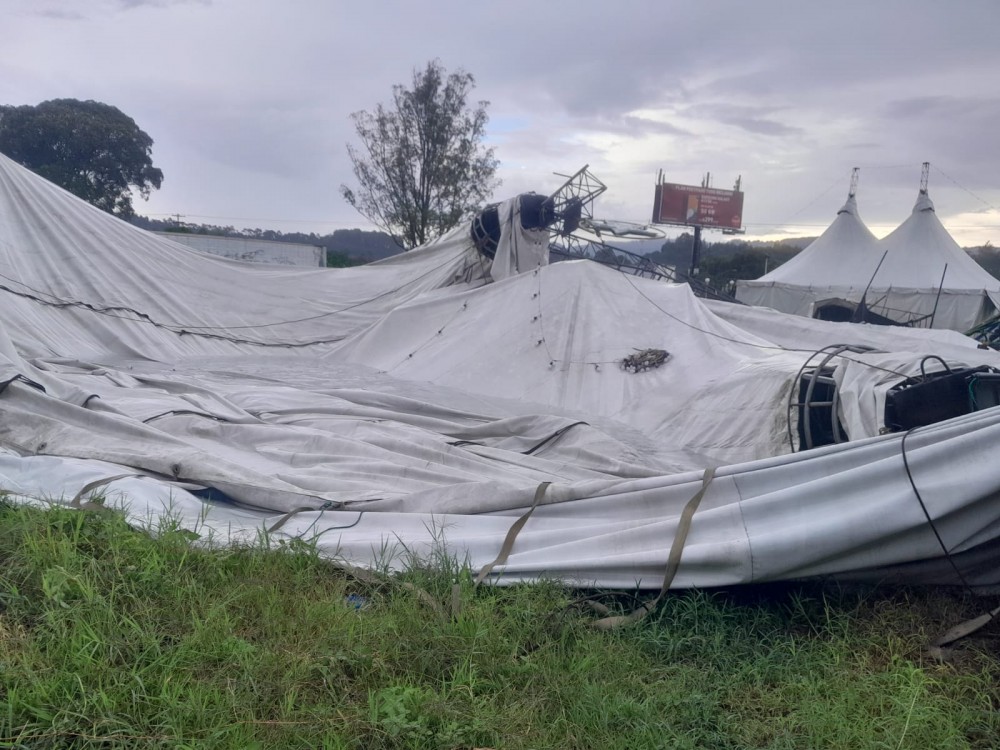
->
[837, 168, 861, 215]
[914, 162, 935, 213]
[848, 167, 860, 198]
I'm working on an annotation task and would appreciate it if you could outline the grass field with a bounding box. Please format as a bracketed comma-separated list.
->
[1, 500, 998, 749]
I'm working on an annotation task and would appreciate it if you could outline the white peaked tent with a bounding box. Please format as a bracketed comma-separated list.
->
[3, 152, 1000, 591]
[866, 190, 1000, 331]
[736, 194, 881, 317]
[738, 188, 1000, 331]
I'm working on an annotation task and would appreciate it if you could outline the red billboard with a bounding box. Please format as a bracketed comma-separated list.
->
[652, 183, 744, 229]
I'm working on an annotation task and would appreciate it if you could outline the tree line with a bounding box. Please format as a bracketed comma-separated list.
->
[646, 233, 804, 291]
[3, 88, 997, 283]
[647, 232, 1000, 292]
[0, 60, 499, 252]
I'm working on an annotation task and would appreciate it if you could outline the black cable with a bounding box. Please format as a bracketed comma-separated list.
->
[617, 270, 920, 381]
[303, 511, 365, 541]
[177, 251, 475, 330]
[523, 421, 589, 455]
[142, 410, 232, 424]
[0, 276, 344, 348]
[931, 164, 1000, 213]
[899, 427, 978, 595]
[447, 440, 483, 448]
[0, 374, 45, 395]
[445, 422, 588, 456]
[0, 243, 480, 347]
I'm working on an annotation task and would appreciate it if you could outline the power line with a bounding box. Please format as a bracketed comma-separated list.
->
[777, 173, 846, 226]
[615, 271, 919, 381]
[931, 165, 1000, 214]
[742, 222, 1000, 229]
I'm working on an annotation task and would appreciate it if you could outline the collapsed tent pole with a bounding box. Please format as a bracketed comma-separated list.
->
[852, 250, 889, 323]
[928, 264, 948, 329]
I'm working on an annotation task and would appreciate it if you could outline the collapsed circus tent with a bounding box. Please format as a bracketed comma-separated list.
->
[3, 152, 1000, 591]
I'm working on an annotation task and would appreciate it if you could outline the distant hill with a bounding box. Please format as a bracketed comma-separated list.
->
[129, 214, 1000, 284]
[130, 215, 402, 266]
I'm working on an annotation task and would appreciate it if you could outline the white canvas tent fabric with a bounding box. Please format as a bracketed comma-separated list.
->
[866, 191, 1000, 330]
[737, 191, 1000, 331]
[0, 153, 489, 358]
[488, 196, 550, 281]
[735, 195, 881, 316]
[3, 152, 1000, 591]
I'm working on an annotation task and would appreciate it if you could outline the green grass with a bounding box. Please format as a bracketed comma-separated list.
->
[0, 500, 998, 749]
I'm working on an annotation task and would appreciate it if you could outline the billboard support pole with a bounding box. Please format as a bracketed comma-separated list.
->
[690, 225, 702, 278]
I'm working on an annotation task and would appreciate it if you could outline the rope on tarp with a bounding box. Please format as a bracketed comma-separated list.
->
[900, 427, 973, 592]
[0, 247, 480, 348]
[616, 270, 919, 381]
[265, 501, 343, 533]
[523, 422, 588, 455]
[447, 422, 589, 456]
[900, 427, 998, 648]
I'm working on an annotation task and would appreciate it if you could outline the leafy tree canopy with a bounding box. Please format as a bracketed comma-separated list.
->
[0, 98, 163, 218]
[341, 60, 500, 250]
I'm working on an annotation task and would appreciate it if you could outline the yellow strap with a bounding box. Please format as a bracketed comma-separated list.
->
[474, 481, 552, 586]
[70, 473, 140, 511]
[932, 603, 1000, 647]
[592, 467, 716, 630]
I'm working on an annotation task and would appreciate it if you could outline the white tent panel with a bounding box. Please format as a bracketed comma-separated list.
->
[737, 190, 1000, 331]
[736, 195, 881, 313]
[2, 153, 1000, 591]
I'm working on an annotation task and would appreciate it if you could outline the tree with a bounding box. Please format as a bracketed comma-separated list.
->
[0, 98, 163, 218]
[341, 60, 500, 250]
[968, 241, 1000, 281]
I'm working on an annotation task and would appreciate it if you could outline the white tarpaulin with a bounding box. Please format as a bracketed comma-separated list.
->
[3, 152, 1000, 590]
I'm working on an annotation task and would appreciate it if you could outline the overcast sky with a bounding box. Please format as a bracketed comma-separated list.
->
[3, 0, 999, 246]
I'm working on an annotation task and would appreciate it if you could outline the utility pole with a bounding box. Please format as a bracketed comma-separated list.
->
[688, 172, 712, 277]
[690, 225, 702, 279]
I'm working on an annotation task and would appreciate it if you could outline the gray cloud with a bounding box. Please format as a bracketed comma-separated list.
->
[686, 103, 804, 137]
[620, 116, 693, 138]
[32, 7, 86, 20]
[118, 0, 211, 8]
[885, 95, 1000, 121]
[1, 0, 998, 245]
